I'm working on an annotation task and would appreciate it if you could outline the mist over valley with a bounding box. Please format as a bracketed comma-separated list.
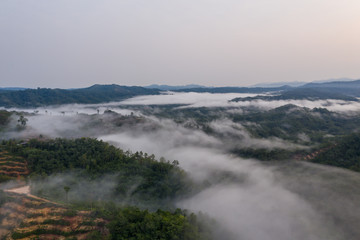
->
[2, 86, 360, 239]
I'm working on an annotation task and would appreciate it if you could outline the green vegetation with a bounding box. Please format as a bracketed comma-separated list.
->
[231, 148, 303, 161]
[0, 138, 215, 240]
[11, 228, 89, 239]
[2, 138, 192, 207]
[0, 190, 8, 207]
[312, 133, 360, 172]
[9, 205, 215, 240]
[101, 206, 214, 240]
[231, 105, 360, 142]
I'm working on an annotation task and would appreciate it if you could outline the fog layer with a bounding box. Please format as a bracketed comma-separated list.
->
[2, 93, 360, 239]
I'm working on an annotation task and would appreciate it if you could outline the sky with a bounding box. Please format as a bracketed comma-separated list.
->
[1, 0, 360, 88]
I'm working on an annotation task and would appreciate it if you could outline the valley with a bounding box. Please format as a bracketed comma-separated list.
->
[1, 83, 360, 239]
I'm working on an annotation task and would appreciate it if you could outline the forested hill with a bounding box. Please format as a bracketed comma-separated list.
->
[0, 138, 215, 239]
[0, 84, 160, 108]
[2, 138, 192, 207]
[312, 133, 360, 172]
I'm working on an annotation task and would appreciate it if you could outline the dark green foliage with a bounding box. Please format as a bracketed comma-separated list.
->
[0, 85, 160, 108]
[3, 138, 192, 206]
[63, 209, 77, 217]
[0, 175, 14, 183]
[11, 228, 89, 239]
[85, 230, 103, 240]
[232, 148, 298, 161]
[105, 206, 214, 240]
[312, 134, 360, 172]
[0, 190, 8, 207]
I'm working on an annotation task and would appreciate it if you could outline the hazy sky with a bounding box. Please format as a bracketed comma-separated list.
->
[1, 0, 360, 88]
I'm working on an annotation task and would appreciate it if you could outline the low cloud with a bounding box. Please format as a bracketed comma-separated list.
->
[120, 92, 261, 108]
[99, 129, 343, 240]
[119, 92, 360, 113]
[2, 93, 360, 239]
[208, 119, 307, 150]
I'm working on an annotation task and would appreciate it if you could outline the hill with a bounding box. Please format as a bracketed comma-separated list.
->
[0, 85, 160, 108]
[0, 139, 214, 239]
[231, 104, 360, 142]
[2, 138, 191, 206]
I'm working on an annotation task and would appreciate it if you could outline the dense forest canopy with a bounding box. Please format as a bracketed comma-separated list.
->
[312, 133, 360, 172]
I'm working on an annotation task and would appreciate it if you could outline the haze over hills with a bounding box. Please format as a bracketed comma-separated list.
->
[2, 79, 360, 239]
[144, 84, 207, 91]
[251, 78, 355, 88]
[231, 88, 360, 102]
[2, 0, 360, 238]
[1, 79, 360, 108]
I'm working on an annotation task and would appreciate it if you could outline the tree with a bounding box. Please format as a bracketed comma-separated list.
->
[64, 186, 70, 203]
[17, 115, 28, 128]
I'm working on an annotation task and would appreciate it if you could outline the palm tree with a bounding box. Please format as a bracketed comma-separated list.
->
[64, 186, 70, 203]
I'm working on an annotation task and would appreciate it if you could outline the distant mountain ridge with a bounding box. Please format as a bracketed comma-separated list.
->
[251, 81, 307, 88]
[144, 84, 207, 91]
[173, 86, 292, 93]
[251, 78, 355, 88]
[0, 87, 28, 91]
[1, 79, 360, 108]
